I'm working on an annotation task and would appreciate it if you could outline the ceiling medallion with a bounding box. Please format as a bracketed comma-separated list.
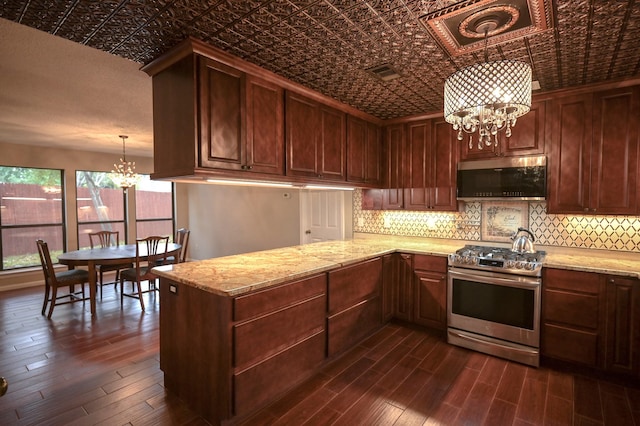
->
[420, 0, 552, 57]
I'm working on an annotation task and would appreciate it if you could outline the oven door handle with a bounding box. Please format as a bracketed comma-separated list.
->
[448, 268, 541, 288]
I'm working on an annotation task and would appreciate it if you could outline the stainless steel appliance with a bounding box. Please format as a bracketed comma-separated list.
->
[456, 155, 546, 200]
[447, 245, 545, 367]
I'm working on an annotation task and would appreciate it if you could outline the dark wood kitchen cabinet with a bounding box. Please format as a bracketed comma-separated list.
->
[145, 52, 285, 180]
[232, 274, 326, 416]
[199, 62, 285, 175]
[159, 273, 327, 424]
[541, 268, 605, 367]
[382, 253, 414, 322]
[404, 118, 458, 211]
[361, 123, 404, 210]
[460, 100, 547, 160]
[413, 254, 448, 331]
[604, 275, 640, 377]
[286, 91, 346, 182]
[547, 86, 640, 215]
[383, 124, 405, 209]
[542, 268, 640, 378]
[347, 115, 382, 186]
[327, 257, 383, 357]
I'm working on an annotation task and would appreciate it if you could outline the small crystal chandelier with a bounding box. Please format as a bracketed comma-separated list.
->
[443, 28, 532, 150]
[110, 135, 139, 190]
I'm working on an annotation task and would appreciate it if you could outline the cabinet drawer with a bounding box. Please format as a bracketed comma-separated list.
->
[544, 268, 601, 294]
[234, 294, 326, 370]
[543, 289, 599, 329]
[413, 254, 447, 272]
[233, 274, 326, 322]
[542, 323, 598, 366]
[328, 257, 382, 314]
[327, 297, 382, 357]
[233, 331, 325, 416]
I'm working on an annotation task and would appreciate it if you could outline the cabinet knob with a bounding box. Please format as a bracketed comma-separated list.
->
[317, 174, 323, 178]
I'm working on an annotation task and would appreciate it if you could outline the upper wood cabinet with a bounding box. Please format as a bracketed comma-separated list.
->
[383, 124, 405, 209]
[285, 92, 346, 182]
[346, 115, 381, 186]
[148, 54, 285, 180]
[199, 58, 284, 174]
[548, 86, 640, 214]
[404, 118, 458, 211]
[460, 100, 547, 160]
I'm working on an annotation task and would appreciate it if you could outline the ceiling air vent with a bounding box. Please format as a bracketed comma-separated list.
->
[366, 64, 401, 81]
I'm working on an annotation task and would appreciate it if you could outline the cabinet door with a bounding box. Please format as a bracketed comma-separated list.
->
[605, 276, 640, 376]
[199, 57, 245, 170]
[365, 121, 382, 185]
[347, 116, 382, 185]
[430, 118, 458, 212]
[590, 86, 640, 215]
[413, 270, 447, 330]
[394, 254, 414, 321]
[459, 100, 547, 160]
[382, 124, 404, 209]
[319, 105, 346, 181]
[347, 115, 367, 183]
[286, 92, 320, 177]
[547, 94, 593, 214]
[404, 120, 431, 210]
[501, 100, 547, 157]
[245, 75, 284, 175]
[382, 254, 396, 322]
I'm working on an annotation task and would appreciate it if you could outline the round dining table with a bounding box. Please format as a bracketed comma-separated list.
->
[58, 243, 181, 316]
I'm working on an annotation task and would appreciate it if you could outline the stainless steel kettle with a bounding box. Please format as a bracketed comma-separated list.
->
[511, 227, 536, 254]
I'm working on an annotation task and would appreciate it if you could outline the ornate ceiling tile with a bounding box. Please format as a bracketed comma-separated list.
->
[2, 0, 640, 119]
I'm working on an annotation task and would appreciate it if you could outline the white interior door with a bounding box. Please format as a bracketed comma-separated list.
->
[300, 190, 346, 244]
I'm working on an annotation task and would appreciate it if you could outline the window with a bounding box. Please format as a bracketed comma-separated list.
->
[135, 175, 174, 240]
[76, 171, 126, 249]
[0, 166, 64, 269]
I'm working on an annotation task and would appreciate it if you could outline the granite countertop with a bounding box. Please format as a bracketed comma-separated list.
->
[153, 233, 640, 296]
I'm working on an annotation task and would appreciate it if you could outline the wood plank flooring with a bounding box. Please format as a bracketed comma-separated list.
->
[1, 283, 638, 425]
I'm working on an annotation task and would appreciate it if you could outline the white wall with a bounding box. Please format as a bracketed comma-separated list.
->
[184, 183, 301, 259]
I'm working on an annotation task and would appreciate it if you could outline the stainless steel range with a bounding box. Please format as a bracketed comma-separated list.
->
[447, 245, 546, 367]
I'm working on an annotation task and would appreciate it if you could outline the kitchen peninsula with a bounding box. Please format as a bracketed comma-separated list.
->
[153, 234, 640, 425]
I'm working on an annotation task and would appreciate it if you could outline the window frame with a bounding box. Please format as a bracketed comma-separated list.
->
[0, 166, 66, 270]
[134, 176, 175, 241]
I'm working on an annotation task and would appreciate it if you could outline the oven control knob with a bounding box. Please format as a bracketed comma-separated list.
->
[524, 263, 535, 270]
[515, 262, 524, 269]
[505, 260, 516, 268]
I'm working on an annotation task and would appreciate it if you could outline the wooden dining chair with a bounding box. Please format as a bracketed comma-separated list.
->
[156, 228, 190, 266]
[119, 236, 169, 311]
[89, 230, 133, 299]
[36, 239, 90, 319]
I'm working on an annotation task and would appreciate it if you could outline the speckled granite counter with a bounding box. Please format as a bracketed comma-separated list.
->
[153, 233, 640, 296]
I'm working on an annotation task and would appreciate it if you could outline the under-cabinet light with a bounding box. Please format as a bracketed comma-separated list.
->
[205, 179, 294, 188]
[303, 184, 355, 191]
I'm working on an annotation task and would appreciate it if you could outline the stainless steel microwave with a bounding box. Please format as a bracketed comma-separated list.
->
[456, 155, 547, 201]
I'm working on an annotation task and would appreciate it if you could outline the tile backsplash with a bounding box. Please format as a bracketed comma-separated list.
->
[352, 189, 640, 252]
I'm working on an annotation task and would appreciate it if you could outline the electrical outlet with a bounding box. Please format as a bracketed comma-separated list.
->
[357, 217, 364, 227]
[383, 216, 392, 228]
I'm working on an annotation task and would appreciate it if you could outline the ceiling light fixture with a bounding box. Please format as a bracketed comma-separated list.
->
[443, 21, 532, 150]
[110, 135, 139, 190]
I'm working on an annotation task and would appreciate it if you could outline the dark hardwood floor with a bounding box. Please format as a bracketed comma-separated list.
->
[1, 282, 638, 425]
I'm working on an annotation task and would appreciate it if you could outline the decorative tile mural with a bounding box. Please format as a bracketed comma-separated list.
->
[352, 189, 640, 252]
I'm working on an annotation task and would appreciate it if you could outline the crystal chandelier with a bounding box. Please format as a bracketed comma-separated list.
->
[110, 135, 139, 190]
[443, 31, 532, 150]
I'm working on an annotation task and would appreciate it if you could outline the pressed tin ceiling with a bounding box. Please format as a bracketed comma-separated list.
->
[2, 0, 640, 123]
